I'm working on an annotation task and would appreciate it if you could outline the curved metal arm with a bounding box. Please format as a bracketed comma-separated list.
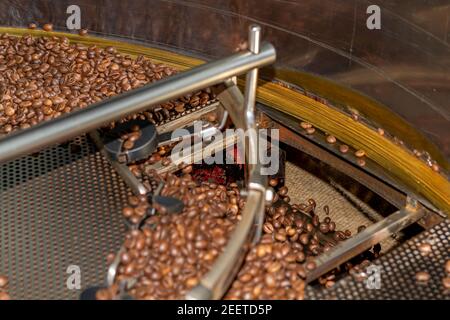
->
[186, 25, 274, 300]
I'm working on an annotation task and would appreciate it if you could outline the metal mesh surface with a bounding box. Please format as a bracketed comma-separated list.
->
[306, 219, 450, 300]
[0, 134, 448, 300]
[0, 136, 129, 300]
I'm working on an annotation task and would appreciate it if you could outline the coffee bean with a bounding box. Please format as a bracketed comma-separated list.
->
[264, 274, 276, 288]
[269, 178, 278, 187]
[300, 122, 312, 129]
[28, 23, 37, 29]
[0, 292, 10, 300]
[326, 135, 336, 144]
[357, 159, 366, 167]
[415, 271, 430, 283]
[263, 222, 274, 234]
[443, 277, 450, 289]
[329, 221, 336, 232]
[299, 233, 309, 245]
[445, 260, 450, 275]
[161, 158, 171, 167]
[355, 150, 365, 158]
[357, 225, 366, 233]
[319, 222, 330, 234]
[267, 261, 282, 273]
[275, 231, 287, 242]
[0, 275, 8, 288]
[122, 207, 134, 218]
[79, 29, 88, 36]
[305, 260, 317, 271]
[339, 144, 349, 153]
[42, 23, 53, 32]
[418, 243, 432, 256]
[278, 186, 288, 197]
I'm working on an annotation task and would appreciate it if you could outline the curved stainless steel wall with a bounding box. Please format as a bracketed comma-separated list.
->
[1, 0, 449, 158]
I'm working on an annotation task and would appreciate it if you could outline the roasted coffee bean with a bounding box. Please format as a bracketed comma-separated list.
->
[312, 215, 319, 227]
[357, 158, 366, 167]
[278, 186, 288, 197]
[299, 233, 309, 245]
[445, 260, 450, 275]
[415, 271, 430, 283]
[329, 221, 336, 232]
[326, 135, 336, 144]
[269, 178, 278, 187]
[431, 163, 440, 172]
[305, 260, 317, 271]
[0, 292, 10, 300]
[28, 23, 37, 29]
[319, 222, 330, 234]
[355, 150, 365, 158]
[339, 144, 349, 153]
[79, 29, 88, 36]
[161, 158, 171, 167]
[0, 275, 8, 288]
[418, 243, 432, 256]
[263, 222, 274, 234]
[300, 122, 312, 129]
[357, 225, 366, 233]
[443, 277, 450, 289]
[122, 207, 134, 218]
[42, 23, 53, 32]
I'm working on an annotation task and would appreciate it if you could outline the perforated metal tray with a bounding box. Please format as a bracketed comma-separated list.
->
[0, 136, 129, 299]
[306, 219, 450, 300]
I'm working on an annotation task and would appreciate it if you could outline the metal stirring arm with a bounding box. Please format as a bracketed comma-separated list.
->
[187, 25, 271, 300]
[81, 24, 276, 300]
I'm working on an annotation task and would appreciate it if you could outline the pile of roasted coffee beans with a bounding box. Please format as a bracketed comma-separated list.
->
[224, 179, 357, 299]
[0, 32, 214, 136]
[444, 260, 450, 290]
[0, 275, 10, 300]
[120, 124, 142, 152]
[97, 171, 242, 299]
[100, 171, 364, 300]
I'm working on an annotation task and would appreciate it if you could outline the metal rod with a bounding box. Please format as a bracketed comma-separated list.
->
[305, 197, 426, 283]
[187, 25, 269, 300]
[244, 25, 261, 129]
[245, 25, 265, 243]
[0, 43, 276, 164]
[89, 131, 147, 196]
